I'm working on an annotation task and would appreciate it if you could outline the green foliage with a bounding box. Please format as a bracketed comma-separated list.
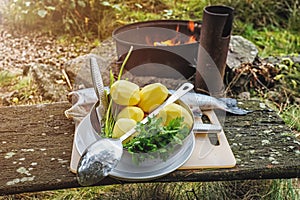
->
[124, 116, 190, 164]
[275, 58, 300, 131]
[227, 0, 299, 29]
[0, 71, 16, 87]
[275, 57, 300, 93]
[159, 0, 208, 20]
[107, 1, 166, 23]
[0, 70, 39, 105]
[2, 0, 299, 39]
[2, 0, 117, 39]
[237, 24, 300, 57]
[265, 179, 300, 200]
[3, 179, 299, 199]
[167, 1, 300, 57]
[281, 104, 300, 131]
[272, 57, 300, 131]
[174, 0, 300, 31]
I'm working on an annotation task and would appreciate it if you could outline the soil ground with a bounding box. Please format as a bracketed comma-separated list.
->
[0, 25, 96, 106]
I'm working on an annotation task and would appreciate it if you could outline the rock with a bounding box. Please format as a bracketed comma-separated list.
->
[90, 38, 118, 63]
[30, 63, 68, 102]
[227, 35, 259, 69]
[64, 37, 118, 90]
[64, 53, 112, 90]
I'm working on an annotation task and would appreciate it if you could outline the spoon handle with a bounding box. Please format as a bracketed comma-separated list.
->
[119, 82, 194, 142]
[148, 82, 194, 118]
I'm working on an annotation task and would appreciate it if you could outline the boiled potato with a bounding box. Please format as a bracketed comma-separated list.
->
[110, 80, 140, 106]
[158, 103, 193, 129]
[138, 83, 168, 113]
[116, 106, 144, 122]
[112, 118, 137, 144]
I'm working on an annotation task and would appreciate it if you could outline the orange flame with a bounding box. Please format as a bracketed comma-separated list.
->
[187, 35, 196, 43]
[188, 21, 195, 32]
[154, 39, 180, 46]
[176, 25, 180, 32]
[148, 21, 197, 46]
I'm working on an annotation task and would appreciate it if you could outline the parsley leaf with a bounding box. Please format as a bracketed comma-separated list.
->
[123, 116, 190, 165]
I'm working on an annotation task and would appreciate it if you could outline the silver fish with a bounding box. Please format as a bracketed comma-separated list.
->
[176, 91, 251, 115]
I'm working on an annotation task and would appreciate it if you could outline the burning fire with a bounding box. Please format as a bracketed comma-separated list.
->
[147, 21, 197, 46]
[188, 21, 195, 32]
[154, 39, 180, 46]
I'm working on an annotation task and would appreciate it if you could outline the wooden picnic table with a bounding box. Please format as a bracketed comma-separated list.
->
[0, 100, 299, 195]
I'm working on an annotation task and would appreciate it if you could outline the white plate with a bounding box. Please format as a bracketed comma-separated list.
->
[75, 115, 195, 181]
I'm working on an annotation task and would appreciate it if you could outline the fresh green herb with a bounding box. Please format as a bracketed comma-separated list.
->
[104, 69, 115, 138]
[109, 68, 115, 87]
[103, 46, 133, 137]
[123, 116, 190, 165]
[118, 46, 133, 80]
[104, 97, 114, 138]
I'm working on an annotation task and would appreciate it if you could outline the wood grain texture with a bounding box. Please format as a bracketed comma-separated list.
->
[0, 101, 299, 195]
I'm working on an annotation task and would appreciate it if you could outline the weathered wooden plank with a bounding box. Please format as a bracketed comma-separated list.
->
[0, 102, 79, 195]
[0, 101, 299, 195]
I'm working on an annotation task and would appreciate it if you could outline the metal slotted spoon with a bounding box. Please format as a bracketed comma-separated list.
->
[76, 82, 194, 186]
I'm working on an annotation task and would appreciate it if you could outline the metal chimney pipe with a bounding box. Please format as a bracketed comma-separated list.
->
[195, 5, 234, 97]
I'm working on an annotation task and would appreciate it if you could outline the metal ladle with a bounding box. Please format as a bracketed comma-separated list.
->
[76, 82, 194, 186]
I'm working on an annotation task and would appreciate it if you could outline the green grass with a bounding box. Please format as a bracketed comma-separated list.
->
[0, 70, 40, 105]
[238, 24, 300, 57]
[3, 180, 298, 199]
[0, 71, 16, 87]
[281, 104, 300, 131]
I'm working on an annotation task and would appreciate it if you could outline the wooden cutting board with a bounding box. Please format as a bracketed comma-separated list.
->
[70, 110, 236, 173]
[179, 110, 236, 169]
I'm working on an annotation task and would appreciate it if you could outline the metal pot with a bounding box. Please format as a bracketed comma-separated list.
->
[112, 20, 201, 79]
